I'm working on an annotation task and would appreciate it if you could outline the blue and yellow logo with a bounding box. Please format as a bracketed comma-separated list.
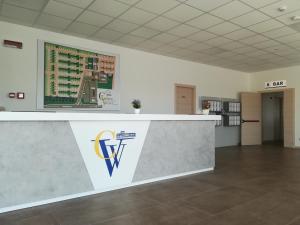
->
[94, 130, 136, 177]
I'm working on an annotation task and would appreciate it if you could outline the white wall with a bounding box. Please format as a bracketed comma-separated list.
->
[0, 21, 250, 114]
[250, 66, 300, 147]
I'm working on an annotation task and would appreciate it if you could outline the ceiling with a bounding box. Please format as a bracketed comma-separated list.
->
[2, 0, 300, 72]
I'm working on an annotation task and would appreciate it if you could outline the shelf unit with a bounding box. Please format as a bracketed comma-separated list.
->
[200, 97, 241, 127]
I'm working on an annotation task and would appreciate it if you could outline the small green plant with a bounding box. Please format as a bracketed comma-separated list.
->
[131, 99, 141, 109]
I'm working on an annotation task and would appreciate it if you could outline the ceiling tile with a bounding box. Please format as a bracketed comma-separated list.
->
[217, 51, 239, 58]
[232, 46, 258, 53]
[130, 27, 160, 38]
[253, 40, 281, 49]
[240, 0, 280, 8]
[116, 34, 146, 46]
[155, 45, 179, 53]
[221, 41, 245, 50]
[136, 40, 163, 50]
[262, 26, 297, 38]
[93, 28, 124, 41]
[186, 31, 216, 42]
[55, 0, 93, 8]
[151, 33, 180, 43]
[240, 34, 269, 44]
[36, 13, 72, 29]
[77, 11, 113, 27]
[186, 14, 223, 29]
[200, 47, 227, 55]
[66, 21, 99, 36]
[185, 0, 233, 12]
[171, 48, 194, 56]
[204, 37, 232, 46]
[88, 0, 129, 17]
[276, 33, 300, 43]
[186, 42, 211, 51]
[170, 38, 197, 48]
[248, 19, 284, 33]
[224, 29, 255, 40]
[163, 4, 204, 22]
[276, 10, 300, 25]
[210, 1, 253, 20]
[244, 50, 268, 57]
[105, 19, 139, 33]
[119, 7, 156, 25]
[206, 22, 240, 35]
[259, 0, 300, 17]
[4, 0, 48, 10]
[135, 0, 180, 14]
[231, 11, 270, 27]
[44, 0, 83, 20]
[167, 24, 199, 37]
[145, 16, 179, 31]
[116, 0, 140, 5]
[1, 3, 39, 25]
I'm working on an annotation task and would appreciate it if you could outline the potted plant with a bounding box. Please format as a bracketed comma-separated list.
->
[131, 99, 141, 114]
[202, 101, 210, 115]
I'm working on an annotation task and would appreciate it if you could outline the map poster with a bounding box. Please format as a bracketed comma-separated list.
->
[37, 41, 120, 110]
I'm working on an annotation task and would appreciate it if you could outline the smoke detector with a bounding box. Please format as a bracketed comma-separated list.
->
[291, 16, 300, 21]
[278, 6, 287, 12]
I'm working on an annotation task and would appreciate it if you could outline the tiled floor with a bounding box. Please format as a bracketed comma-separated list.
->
[2, 144, 300, 225]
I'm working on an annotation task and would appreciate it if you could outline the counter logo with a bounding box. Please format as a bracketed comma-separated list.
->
[94, 130, 136, 177]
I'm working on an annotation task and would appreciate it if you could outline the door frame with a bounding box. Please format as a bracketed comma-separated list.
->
[258, 88, 295, 147]
[174, 84, 196, 114]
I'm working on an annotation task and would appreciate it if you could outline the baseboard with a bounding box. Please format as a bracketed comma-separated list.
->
[0, 167, 214, 214]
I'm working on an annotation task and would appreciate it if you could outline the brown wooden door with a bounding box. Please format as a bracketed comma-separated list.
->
[241, 92, 262, 145]
[175, 85, 195, 114]
[283, 89, 295, 147]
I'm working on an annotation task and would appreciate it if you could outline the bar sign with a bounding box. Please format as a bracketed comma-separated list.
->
[265, 80, 287, 89]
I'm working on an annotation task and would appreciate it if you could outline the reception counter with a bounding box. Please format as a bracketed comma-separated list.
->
[0, 112, 220, 213]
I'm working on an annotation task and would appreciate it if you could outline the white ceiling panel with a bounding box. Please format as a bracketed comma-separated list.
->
[135, 0, 180, 14]
[144, 16, 179, 31]
[240, 34, 269, 44]
[119, 7, 156, 25]
[231, 11, 270, 27]
[276, 10, 300, 25]
[105, 19, 139, 33]
[240, 0, 280, 8]
[1, 3, 39, 25]
[77, 11, 113, 27]
[4, 0, 48, 10]
[36, 13, 72, 29]
[116, 0, 140, 5]
[56, 0, 94, 8]
[88, 0, 129, 17]
[206, 22, 240, 35]
[167, 24, 199, 37]
[186, 14, 223, 29]
[130, 27, 160, 38]
[186, 31, 217, 42]
[210, 1, 253, 20]
[66, 21, 99, 36]
[151, 33, 180, 43]
[44, 0, 83, 20]
[248, 19, 284, 33]
[185, 0, 233, 12]
[164, 4, 204, 22]
[262, 26, 297, 38]
[116, 34, 146, 46]
[94, 28, 124, 41]
[170, 38, 197, 48]
[224, 29, 255, 40]
[204, 37, 232, 46]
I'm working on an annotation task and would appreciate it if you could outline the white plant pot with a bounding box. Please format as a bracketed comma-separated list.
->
[134, 108, 141, 114]
[202, 109, 210, 115]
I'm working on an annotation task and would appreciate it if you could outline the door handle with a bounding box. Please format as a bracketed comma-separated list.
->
[242, 119, 260, 123]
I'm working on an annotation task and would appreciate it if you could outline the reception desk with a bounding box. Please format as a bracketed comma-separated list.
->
[0, 112, 220, 213]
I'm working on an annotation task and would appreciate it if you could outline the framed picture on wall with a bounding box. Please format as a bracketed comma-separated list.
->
[36, 40, 120, 111]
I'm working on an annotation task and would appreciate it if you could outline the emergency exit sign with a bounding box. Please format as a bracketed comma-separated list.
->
[265, 80, 287, 89]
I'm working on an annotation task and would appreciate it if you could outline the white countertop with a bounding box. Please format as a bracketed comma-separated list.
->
[0, 112, 221, 121]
